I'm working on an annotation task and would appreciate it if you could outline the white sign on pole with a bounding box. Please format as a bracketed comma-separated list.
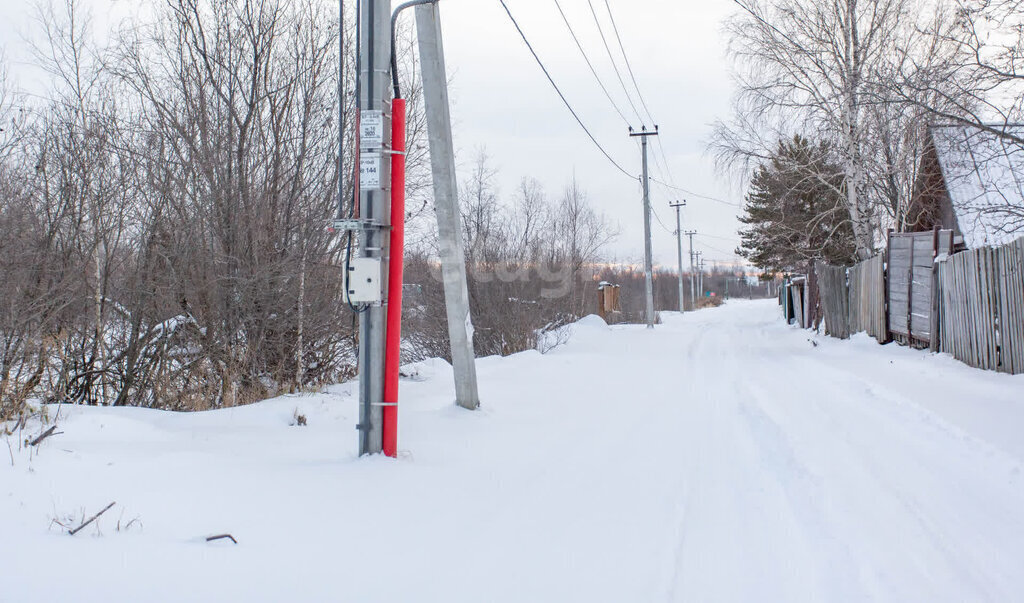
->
[360, 152, 381, 190]
[360, 110, 384, 149]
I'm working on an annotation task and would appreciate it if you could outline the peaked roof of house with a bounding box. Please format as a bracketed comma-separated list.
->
[930, 124, 1024, 248]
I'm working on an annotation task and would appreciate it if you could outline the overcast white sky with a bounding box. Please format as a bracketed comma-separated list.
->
[0, 0, 747, 269]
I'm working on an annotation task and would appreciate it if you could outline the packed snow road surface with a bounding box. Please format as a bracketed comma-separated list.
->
[3, 300, 1024, 602]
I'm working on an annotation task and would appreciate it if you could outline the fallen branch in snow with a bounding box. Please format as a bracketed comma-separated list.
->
[6, 438, 13, 467]
[27, 425, 62, 447]
[206, 534, 238, 544]
[69, 502, 116, 536]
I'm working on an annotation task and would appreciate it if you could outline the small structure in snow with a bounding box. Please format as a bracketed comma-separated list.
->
[596, 282, 621, 322]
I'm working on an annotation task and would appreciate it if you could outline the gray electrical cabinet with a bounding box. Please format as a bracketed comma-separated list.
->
[346, 257, 382, 304]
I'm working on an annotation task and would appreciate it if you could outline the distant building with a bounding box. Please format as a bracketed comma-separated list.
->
[908, 124, 1024, 249]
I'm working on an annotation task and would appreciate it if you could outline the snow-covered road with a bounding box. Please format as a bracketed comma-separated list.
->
[3, 300, 1024, 602]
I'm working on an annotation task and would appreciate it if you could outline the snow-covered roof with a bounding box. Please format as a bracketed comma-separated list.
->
[930, 124, 1024, 247]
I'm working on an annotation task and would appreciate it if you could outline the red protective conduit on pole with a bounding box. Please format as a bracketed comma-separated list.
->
[382, 98, 406, 458]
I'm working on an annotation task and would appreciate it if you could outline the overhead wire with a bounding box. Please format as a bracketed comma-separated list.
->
[502, 1, 742, 259]
[650, 177, 743, 207]
[630, 150, 674, 235]
[602, 0, 656, 126]
[550, 0, 708, 226]
[697, 232, 741, 243]
[595, 0, 692, 218]
[698, 241, 742, 257]
[498, 0, 636, 180]
[585, 0, 646, 127]
[552, 0, 633, 129]
[651, 204, 675, 235]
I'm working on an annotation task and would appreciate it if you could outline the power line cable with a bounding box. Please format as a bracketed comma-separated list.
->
[650, 177, 742, 207]
[631, 163, 673, 235]
[585, 0, 646, 126]
[600, 0, 682, 194]
[653, 137, 681, 188]
[602, 0, 656, 126]
[651, 205, 675, 234]
[699, 241, 742, 257]
[599, 12, 687, 214]
[697, 232, 741, 243]
[497, 0, 636, 180]
[552, 0, 633, 129]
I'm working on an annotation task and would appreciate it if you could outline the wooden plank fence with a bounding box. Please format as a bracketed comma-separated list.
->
[997, 238, 1024, 374]
[803, 232, 1023, 375]
[887, 230, 953, 348]
[815, 261, 850, 339]
[790, 279, 805, 328]
[781, 276, 807, 327]
[848, 255, 887, 342]
[936, 237, 1024, 373]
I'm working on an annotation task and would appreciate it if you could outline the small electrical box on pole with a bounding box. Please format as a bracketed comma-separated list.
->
[346, 258, 383, 304]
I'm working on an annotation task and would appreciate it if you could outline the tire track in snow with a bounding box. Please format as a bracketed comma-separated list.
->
[742, 347, 1024, 600]
[660, 317, 712, 602]
[659, 306, 1024, 601]
[663, 317, 849, 601]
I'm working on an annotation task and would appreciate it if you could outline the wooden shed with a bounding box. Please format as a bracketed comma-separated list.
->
[908, 124, 1024, 249]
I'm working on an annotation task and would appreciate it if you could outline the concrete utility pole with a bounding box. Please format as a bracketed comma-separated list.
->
[356, 0, 392, 455]
[416, 2, 480, 410]
[699, 256, 706, 299]
[684, 230, 697, 308]
[630, 126, 658, 329]
[670, 201, 686, 313]
[695, 251, 704, 300]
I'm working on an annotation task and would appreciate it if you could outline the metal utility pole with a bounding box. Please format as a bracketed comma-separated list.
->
[630, 126, 658, 329]
[684, 230, 697, 308]
[416, 2, 480, 410]
[354, 0, 392, 455]
[670, 201, 686, 313]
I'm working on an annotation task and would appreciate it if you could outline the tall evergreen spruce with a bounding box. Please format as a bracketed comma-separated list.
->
[737, 136, 857, 276]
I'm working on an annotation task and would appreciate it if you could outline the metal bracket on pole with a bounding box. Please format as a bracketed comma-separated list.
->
[331, 218, 388, 232]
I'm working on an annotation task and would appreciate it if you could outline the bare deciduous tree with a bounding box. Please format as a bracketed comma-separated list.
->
[713, 0, 974, 255]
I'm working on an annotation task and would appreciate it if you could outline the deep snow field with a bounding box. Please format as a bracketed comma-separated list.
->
[2, 299, 1024, 602]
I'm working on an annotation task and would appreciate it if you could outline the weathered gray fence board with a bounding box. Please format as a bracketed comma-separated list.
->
[1002, 239, 1024, 373]
[848, 255, 886, 342]
[933, 241, 1022, 372]
[815, 261, 850, 339]
[792, 283, 805, 328]
[797, 235, 1021, 375]
[888, 230, 953, 346]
